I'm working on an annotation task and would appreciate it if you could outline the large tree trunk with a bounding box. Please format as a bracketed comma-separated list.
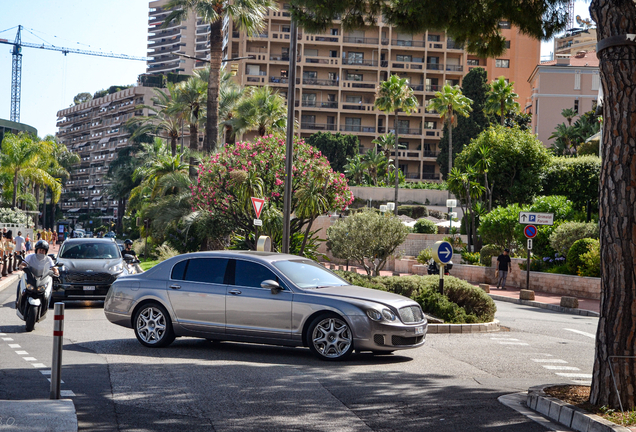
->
[204, 19, 223, 154]
[447, 118, 453, 179]
[589, 0, 636, 410]
[34, 185, 40, 229]
[393, 111, 399, 205]
[12, 172, 19, 208]
[42, 187, 47, 229]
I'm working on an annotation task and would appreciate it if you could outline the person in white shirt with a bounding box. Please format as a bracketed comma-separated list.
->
[21, 240, 59, 277]
[14, 231, 25, 253]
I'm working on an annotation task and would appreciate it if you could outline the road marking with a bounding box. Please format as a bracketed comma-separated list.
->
[543, 366, 580, 371]
[0, 333, 6, 336]
[564, 328, 595, 339]
[571, 379, 592, 385]
[31, 363, 47, 368]
[8, 344, 20, 348]
[555, 373, 593, 378]
[491, 338, 520, 340]
[40, 370, 51, 375]
[60, 390, 75, 397]
[2, 337, 14, 341]
[497, 342, 529, 345]
[22, 357, 37, 362]
[532, 359, 567, 363]
[47, 378, 64, 384]
[15, 350, 28, 355]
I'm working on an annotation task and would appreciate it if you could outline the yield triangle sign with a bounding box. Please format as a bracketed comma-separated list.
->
[251, 197, 265, 219]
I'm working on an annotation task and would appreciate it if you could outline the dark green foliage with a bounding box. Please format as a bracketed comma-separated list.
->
[478, 204, 522, 250]
[92, 85, 133, 99]
[289, 0, 568, 58]
[456, 125, 552, 206]
[334, 272, 496, 323]
[400, 181, 448, 190]
[461, 251, 481, 265]
[397, 205, 428, 219]
[480, 244, 501, 266]
[567, 238, 598, 274]
[306, 132, 359, 173]
[542, 156, 601, 211]
[437, 68, 491, 178]
[413, 218, 438, 234]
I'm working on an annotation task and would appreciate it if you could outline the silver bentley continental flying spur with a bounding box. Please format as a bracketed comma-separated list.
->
[104, 251, 427, 360]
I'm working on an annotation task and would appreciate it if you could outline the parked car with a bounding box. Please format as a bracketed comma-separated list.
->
[104, 231, 116, 239]
[104, 251, 427, 360]
[52, 238, 130, 303]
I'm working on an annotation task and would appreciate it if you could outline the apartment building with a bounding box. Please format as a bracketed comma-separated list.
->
[147, 0, 210, 74]
[145, 2, 540, 181]
[527, 50, 600, 146]
[553, 28, 597, 57]
[55, 86, 156, 220]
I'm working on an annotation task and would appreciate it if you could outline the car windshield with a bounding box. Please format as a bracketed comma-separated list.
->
[59, 242, 120, 259]
[273, 260, 348, 288]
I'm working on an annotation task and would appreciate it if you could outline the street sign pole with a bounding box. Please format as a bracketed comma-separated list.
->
[439, 264, 444, 295]
[526, 238, 533, 290]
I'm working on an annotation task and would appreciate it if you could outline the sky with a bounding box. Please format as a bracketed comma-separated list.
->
[0, 1, 594, 138]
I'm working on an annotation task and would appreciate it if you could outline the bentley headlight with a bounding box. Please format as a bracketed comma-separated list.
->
[382, 308, 396, 321]
[109, 263, 123, 273]
[366, 309, 383, 321]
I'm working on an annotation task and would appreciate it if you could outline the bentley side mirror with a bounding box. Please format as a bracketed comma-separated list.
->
[261, 279, 282, 293]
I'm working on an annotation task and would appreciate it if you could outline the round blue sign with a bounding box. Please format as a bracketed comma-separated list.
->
[524, 225, 537, 239]
[434, 241, 453, 264]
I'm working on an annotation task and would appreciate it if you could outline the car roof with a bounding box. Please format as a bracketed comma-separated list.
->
[165, 250, 307, 265]
[62, 238, 117, 244]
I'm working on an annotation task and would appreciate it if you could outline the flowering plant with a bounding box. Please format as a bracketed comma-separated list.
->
[193, 135, 354, 252]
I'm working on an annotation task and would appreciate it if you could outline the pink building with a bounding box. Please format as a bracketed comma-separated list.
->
[527, 50, 600, 146]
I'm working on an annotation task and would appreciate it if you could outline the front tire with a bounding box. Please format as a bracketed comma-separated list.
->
[134, 303, 175, 348]
[306, 313, 354, 361]
[25, 305, 37, 332]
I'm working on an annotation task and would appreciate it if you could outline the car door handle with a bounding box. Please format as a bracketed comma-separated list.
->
[229, 289, 242, 295]
[170, 285, 181, 290]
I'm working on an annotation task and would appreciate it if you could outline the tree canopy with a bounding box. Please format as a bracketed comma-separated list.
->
[305, 132, 359, 174]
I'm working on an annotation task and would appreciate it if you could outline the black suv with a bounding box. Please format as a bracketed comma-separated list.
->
[53, 238, 129, 302]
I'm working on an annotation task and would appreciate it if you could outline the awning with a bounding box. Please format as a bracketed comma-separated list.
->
[67, 208, 81, 213]
[98, 137, 109, 144]
[92, 196, 102, 201]
[586, 131, 601, 143]
[100, 102, 111, 108]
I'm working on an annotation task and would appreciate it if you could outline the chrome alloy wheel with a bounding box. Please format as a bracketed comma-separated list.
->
[136, 306, 167, 344]
[311, 317, 352, 359]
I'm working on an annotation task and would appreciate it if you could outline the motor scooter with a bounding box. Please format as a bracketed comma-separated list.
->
[123, 255, 143, 274]
[15, 255, 58, 332]
[426, 258, 453, 276]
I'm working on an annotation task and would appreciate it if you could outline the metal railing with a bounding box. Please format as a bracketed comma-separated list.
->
[339, 125, 376, 133]
[302, 78, 339, 86]
[297, 101, 338, 108]
[391, 39, 426, 47]
[426, 63, 444, 71]
[341, 58, 378, 66]
[300, 123, 337, 131]
[342, 36, 379, 44]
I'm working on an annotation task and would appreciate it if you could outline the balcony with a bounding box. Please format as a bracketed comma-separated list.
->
[421, 173, 441, 180]
[396, 127, 422, 135]
[342, 36, 379, 44]
[407, 83, 424, 91]
[341, 58, 378, 67]
[304, 56, 340, 65]
[426, 63, 445, 71]
[304, 35, 340, 43]
[341, 102, 375, 111]
[269, 76, 290, 84]
[446, 64, 464, 72]
[269, 55, 290, 61]
[426, 84, 442, 92]
[447, 41, 463, 50]
[300, 123, 336, 131]
[339, 125, 376, 133]
[392, 150, 422, 159]
[301, 78, 339, 87]
[341, 80, 376, 89]
[296, 101, 339, 109]
[391, 39, 426, 47]
[422, 151, 439, 158]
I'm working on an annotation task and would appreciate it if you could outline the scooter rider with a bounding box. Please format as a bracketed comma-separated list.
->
[20, 240, 59, 277]
[122, 239, 142, 274]
[122, 239, 136, 260]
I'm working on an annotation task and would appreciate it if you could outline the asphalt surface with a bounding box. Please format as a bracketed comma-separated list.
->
[0, 274, 597, 431]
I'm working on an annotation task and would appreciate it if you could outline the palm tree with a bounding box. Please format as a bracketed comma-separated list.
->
[231, 86, 287, 138]
[361, 149, 388, 187]
[474, 144, 494, 211]
[428, 84, 473, 180]
[448, 167, 484, 250]
[344, 154, 365, 186]
[295, 178, 329, 256]
[174, 74, 208, 152]
[217, 70, 244, 144]
[374, 75, 419, 204]
[485, 77, 519, 126]
[163, 0, 275, 153]
[549, 123, 575, 155]
[561, 107, 578, 126]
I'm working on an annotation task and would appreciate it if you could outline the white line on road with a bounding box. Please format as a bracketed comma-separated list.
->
[40, 370, 51, 375]
[532, 359, 568, 363]
[542, 365, 581, 371]
[2, 337, 13, 341]
[60, 390, 75, 397]
[31, 363, 47, 368]
[491, 338, 520, 341]
[46, 379, 64, 384]
[15, 350, 28, 355]
[497, 342, 529, 345]
[22, 357, 37, 362]
[564, 328, 596, 339]
[0, 333, 6, 336]
[555, 373, 593, 378]
[8, 344, 20, 348]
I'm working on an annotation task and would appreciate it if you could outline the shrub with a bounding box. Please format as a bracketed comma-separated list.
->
[417, 248, 433, 264]
[375, 275, 429, 298]
[549, 222, 599, 255]
[479, 204, 522, 250]
[567, 238, 598, 274]
[542, 155, 601, 211]
[156, 242, 180, 262]
[480, 244, 501, 266]
[462, 252, 481, 265]
[334, 270, 388, 291]
[398, 205, 428, 219]
[413, 218, 438, 234]
[578, 239, 600, 277]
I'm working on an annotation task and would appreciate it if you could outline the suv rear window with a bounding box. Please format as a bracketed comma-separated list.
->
[59, 242, 120, 259]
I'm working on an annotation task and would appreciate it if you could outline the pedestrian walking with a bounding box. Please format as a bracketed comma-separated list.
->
[14, 231, 25, 254]
[36, 230, 41, 241]
[25, 234, 31, 253]
[52, 230, 58, 246]
[496, 248, 512, 290]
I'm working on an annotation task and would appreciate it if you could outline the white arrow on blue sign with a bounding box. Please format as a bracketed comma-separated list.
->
[433, 241, 453, 264]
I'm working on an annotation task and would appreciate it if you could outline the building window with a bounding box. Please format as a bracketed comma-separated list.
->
[331, 28, 339, 36]
[574, 70, 581, 90]
[396, 55, 412, 62]
[330, 50, 338, 58]
[346, 73, 363, 81]
[592, 71, 600, 90]
[427, 34, 440, 42]
[574, 99, 579, 113]
[504, 40, 511, 49]
[495, 59, 510, 68]
[467, 59, 480, 66]
[280, 70, 288, 78]
[498, 21, 511, 29]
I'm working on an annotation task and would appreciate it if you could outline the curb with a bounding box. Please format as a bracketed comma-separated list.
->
[489, 294, 600, 317]
[0, 271, 22, 295]
[428, 319, 500, 334]
[527, 384, 630, 432]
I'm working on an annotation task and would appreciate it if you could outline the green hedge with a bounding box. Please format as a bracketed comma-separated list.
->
[567, 238, 598, 275]
[334, 271, 496, 323]
[398, 205, 429, 219]
[413, 218, 438, 234]
[480, 244, 501, 266]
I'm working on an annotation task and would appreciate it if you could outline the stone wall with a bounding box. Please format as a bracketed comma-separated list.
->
[350, 186, 455, 206]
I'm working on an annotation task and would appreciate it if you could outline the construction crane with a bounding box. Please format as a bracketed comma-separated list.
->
[0, 25, 148, 123]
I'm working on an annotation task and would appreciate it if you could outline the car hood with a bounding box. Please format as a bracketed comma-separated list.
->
[306, 285, 416, 309]
[57, 258, 122, 273]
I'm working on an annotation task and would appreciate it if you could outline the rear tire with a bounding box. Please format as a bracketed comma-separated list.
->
[133, 303, 175, 348]
[25, 305, 37, 332]
[306, 313, 354, 361]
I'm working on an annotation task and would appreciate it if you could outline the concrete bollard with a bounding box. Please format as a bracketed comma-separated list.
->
[1, 252, 6, 277]
[479, 283, 490, 293]
[329, 264, 336, 270]
[50, 303, 65, 399]
[560, 296, 579, 309]
[7, 253, 12, 274]
[520, 289, 535, 301]
[338, 265, 344, 271]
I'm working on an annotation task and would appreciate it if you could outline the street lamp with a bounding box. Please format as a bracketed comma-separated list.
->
[387, 202, 395, 213]
[446, 199, 457, 233]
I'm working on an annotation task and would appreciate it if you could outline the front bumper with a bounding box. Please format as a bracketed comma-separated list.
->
[349, 315, 428, 352]
[52, 283, 112, 300]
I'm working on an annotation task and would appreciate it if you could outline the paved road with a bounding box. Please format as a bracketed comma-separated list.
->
[0, 279, 596, 431]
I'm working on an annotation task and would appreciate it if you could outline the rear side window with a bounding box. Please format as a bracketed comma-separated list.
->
[234, 260, 278, 288]
[171, 260, 188, 280]
[184, 258, 228, 284]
